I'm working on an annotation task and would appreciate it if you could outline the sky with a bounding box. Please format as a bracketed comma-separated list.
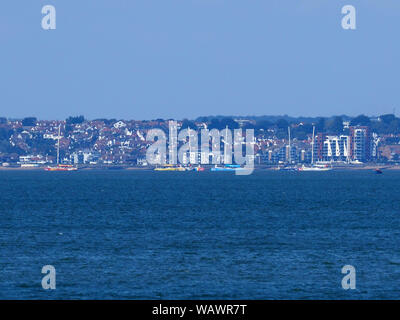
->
[0, 0, 399, 120]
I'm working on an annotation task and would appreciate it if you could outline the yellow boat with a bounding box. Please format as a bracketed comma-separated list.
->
[154, 164, 186, 171]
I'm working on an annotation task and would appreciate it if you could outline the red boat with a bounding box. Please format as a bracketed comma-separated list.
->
[44, 164, 77, 171]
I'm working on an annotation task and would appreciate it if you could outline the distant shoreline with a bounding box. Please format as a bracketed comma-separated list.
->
[1, 165, 399, 171]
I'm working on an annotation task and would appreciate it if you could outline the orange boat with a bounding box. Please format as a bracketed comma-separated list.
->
[44, 164, 77, 171]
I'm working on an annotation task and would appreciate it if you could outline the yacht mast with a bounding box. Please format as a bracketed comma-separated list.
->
[224, 125, 228, 164]
[188, 126, 191, 164]
[311, 125, 315, 165]
[56, 124, 61, 165]
[288, 126, 291, 163]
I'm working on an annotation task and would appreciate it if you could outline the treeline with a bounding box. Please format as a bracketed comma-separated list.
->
[196, 114, 400, 138]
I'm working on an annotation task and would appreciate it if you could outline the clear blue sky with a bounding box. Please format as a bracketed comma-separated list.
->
[0, 0, 399, 120]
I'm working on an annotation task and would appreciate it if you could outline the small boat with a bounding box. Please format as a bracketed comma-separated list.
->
[154, 164, 186, 171]
[375, 168, 383, 174]
[44, 164, 78, 171]
[211, 164, 246, 172]
[184, 164, 204, 171]
[192, 165, 205, 172]
[276, 166, 298, 171]
[298, 165, 332, 172]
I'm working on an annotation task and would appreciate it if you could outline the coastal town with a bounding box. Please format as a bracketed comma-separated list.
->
[0, 114, 400, 170]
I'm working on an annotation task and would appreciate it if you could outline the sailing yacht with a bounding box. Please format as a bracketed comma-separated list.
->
[299, 125, 332, 172]
[44, 124, 78, 171]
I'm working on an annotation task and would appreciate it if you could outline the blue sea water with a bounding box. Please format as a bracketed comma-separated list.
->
[0, 170, 400, 299]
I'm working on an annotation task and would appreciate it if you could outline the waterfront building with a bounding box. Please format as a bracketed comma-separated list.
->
[314, 133, 350, 162]
[321, 135, 350, 162]
[349, 126, 372, 162]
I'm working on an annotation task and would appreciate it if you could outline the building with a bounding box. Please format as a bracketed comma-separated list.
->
[320, 135, 350, 162]
[379, 145, 400, 162]
[349, 126, 372, 162]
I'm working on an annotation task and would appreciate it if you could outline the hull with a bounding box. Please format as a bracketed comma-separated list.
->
[277, 167, 298, 171]
[186, 167, 205, 171]
[298, 166, 332, 171]
[44, 166, 78, 171]
[211, 167, 235, 172]
[211, 167, 246, 172]
[154, 167, 186, 171]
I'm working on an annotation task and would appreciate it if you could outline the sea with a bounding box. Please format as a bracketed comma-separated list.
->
[0, 170, 399, 299]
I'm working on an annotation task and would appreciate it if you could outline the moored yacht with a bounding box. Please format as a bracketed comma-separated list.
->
[298, 125, 332, 172]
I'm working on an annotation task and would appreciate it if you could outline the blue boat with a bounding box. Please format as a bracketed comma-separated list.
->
[211, 164, 245, 172]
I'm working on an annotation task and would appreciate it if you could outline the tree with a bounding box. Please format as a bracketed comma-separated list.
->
[326, 116, 343, 134]
[22, 117, 37, 126]
[388, 119, 400, 134]
[350, 114, 370, 126]
[292, 123, 313, 140]
[219, 118, 239, 129]
[66, 115, 85, 125]
[242, 122, 256, 130]
[255, 120, 272, 131]
[379, 114, 396, 124]
[27, 136, 55, 155]
[208, 118, 239, 130]
[196, 116, 210, 123]
[276, 119, 289, 130]
[316, 117, 326, 133]
[208, 119, 221, 130]
[181, 119, 197, 130]
[0, 128, 13, 141]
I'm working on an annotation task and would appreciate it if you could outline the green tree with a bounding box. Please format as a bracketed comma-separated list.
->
[350, 114, 370, 126]
[255, 120, 272, 133]
[379, 114, 396, 124]
[66, 115, 85, 125]
[326, 116, 343, 134]
[316, 117, 326, 133]
[388, 119, 400, 134]
[181, 119, 197, 130]
[22, 117, 37, 126]
[276, 119, 289, 130]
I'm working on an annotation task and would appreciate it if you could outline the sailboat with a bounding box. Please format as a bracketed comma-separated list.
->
[44, 124, 78, 171]
[277, 126, 297, 171]
[298, 125, 332, 172]
[187, 127, 204, 172]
